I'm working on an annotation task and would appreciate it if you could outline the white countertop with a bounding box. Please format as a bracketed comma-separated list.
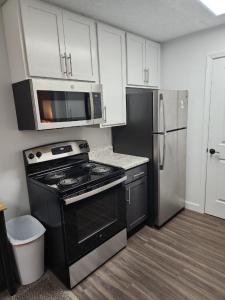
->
[89, 147, 149, 170]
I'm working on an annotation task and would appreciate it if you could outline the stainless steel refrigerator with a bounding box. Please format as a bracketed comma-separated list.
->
[112, 88, 188, 227]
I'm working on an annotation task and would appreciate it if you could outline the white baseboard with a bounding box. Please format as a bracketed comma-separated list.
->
[185, 201, 204, 213]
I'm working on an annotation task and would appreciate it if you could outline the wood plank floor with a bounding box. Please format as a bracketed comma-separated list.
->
[72, 209, 225, 300]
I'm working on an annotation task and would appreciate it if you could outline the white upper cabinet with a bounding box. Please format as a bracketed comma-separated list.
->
[126, 33, 160, 87]
[2, 0, 99, 83]
[126, 33, 145, 86]
[145, 40, 160, 87]
[97, 23, 126, 127]
[63, 11, 98, 82]
[20, 0, 65, 79]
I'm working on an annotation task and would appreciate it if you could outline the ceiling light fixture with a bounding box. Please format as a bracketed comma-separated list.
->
[199, 0, 225, 15]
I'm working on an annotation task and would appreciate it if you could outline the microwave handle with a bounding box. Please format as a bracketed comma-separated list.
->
[90, 92, 94, 120]
[64, 176, 127, 205]
[85, 93, 93, 120]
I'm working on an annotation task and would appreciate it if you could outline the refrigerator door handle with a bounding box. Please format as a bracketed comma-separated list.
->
[162, 133, 166, 170]
[159, 132, 166, 170]
[159, 93, 166, 134]
[160, 93, 166, 134]
[159, 93, 166, 170]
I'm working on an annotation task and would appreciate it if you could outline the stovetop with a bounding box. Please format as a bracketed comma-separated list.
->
[32, 161, 123, 193]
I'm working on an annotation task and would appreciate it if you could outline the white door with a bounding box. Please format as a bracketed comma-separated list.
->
[145, 40, 160, 87]
[126, 33, 145, 86]
[63, 11, 98, 82]
[205, 56, 225, 219]
[20, 0, 66, 79]
[97, 23, 126, 127]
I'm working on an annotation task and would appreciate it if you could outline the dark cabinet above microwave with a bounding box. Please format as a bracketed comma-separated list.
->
[12, 79, 103, 130]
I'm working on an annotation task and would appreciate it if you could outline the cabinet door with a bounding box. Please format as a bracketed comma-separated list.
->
[63, 11, 98, 82]
[126, 33, 145, 86]
[145, 40, 160, 87]
[98, 23, 126, 127]
[20, 0, 66, 79]
[126, 177, 148, 232]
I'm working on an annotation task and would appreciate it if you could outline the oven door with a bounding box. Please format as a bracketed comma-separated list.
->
[62, 177, 127, 264]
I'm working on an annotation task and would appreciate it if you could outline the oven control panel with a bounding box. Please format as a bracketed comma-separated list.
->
[51, 145, 73, 155]
[24, 140, 90, 165]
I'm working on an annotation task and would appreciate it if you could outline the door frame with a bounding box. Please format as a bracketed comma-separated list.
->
[202, 50, 225, 213]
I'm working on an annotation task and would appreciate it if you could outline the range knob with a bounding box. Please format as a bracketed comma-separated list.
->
[80, 143, 87, 149]
[36, 151, 42, 158]
[79, 143, 88, 149]
[28, 153, 35, 160]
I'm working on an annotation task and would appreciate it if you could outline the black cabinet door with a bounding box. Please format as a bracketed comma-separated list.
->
[126, 176, 148, 232]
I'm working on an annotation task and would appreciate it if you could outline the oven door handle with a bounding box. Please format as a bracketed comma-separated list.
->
[64, 176, 127, 206]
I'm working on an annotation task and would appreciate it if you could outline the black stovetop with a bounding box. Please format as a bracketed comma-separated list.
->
[32, 161, 124, 193]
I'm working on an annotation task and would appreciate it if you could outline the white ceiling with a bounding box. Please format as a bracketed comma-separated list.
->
[46, 0, 225, 42]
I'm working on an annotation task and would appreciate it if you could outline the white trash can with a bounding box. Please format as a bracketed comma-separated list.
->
[6, 215, 46, 285]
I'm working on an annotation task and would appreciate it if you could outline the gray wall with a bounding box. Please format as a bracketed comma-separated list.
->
[161, 24, 225, 213]
[0, 12, 112, 220]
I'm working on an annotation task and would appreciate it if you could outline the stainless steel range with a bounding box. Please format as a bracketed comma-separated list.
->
[23, 140, 127, 288]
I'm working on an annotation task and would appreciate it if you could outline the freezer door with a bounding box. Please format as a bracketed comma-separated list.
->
[154, 90, 188, 133]
[156, 90, 178, 132]
[178, 91, 188, 129]
[154, 130, 186, 226]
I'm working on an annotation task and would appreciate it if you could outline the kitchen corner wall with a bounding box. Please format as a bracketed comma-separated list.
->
[0, 12, 112, 220]
[161, 23, 225, 213]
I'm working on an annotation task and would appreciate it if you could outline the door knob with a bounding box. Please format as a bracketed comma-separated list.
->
[209, 148, 219, 155]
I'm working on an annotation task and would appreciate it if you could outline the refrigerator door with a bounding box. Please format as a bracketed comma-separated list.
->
[154, 129, 186, 226]
[154, 90, 188, 133]
[177, 129, 187, 208]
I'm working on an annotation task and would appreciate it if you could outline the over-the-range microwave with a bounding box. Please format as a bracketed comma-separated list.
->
[12, 79, 103, 130]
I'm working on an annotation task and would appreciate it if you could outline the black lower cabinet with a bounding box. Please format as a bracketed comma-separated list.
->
[125, 164, 148, 232]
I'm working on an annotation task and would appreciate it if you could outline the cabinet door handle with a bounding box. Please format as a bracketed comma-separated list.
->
[67, 53, 73, 76]
[61, 53, 67, 75]
[147, 68, 150, 83]
[104, 106, 107, 122]
[144, 69, 147, 83]
[126, 188, 131, 205]
[133, 172, 145, 179]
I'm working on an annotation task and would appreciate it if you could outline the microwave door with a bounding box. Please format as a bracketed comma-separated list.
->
[52, 92, 68, 121]
[66, 92, 92, 121]
[38, 90, 92, 122]
[38, 90, 68, 122]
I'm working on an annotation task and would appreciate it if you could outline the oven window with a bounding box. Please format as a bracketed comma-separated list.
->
[65, 189, 118, 244]
[37, 91, 91, 123]
[63, 184, 126, 263]
[77, 194, 116, 243]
